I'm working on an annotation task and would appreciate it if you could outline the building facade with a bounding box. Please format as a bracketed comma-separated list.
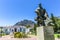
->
[0, 26, 27, 35]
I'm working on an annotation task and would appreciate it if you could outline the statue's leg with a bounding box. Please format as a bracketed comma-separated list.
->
[37, 21, 40, 26]
[42, 21, 45, 26]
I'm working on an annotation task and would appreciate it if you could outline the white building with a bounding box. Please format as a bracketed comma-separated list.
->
[0, 26, 27, 34]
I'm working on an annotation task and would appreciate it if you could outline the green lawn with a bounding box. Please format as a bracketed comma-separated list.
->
[54, 34, 60, 38]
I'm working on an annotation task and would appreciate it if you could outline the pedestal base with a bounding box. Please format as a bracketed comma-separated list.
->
[37, 26, 55, 40]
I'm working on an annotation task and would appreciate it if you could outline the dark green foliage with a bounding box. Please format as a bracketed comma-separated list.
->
[58, 35, 60, 38]
[30, 28, 35, 35]
[34, 24, 38, 35]
[30, 24, 38, 35]
[51, 14, 58, 33]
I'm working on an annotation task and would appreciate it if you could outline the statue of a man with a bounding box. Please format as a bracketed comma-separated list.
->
[35, 4, 49, 26]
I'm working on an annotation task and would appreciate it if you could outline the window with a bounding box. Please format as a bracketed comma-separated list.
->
[20, 28, 22, 32]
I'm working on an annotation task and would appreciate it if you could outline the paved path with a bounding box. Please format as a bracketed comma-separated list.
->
[55, 38, 60, 40]
[0, 35, 37, 40]
[0, 35, 60, 40]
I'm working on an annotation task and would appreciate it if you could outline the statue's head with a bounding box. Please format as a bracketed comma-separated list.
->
[39, 3, 43, 9]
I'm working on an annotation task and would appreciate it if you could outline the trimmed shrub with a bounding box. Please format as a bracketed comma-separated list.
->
[58, 35, 60, 38]
[14, 32, 27, 38]
[54, 34, 60, 38]
[0, 33, 6, 36]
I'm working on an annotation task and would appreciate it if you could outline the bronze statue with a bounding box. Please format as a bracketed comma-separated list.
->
[35, 4, 50, 26]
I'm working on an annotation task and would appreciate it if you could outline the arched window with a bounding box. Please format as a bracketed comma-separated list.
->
[23, 28, 25, 33]
[20, 28, 22, 32]
[14, 28, 17, 32]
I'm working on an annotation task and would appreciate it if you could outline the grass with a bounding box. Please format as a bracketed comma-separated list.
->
[54, 34, 60, 38]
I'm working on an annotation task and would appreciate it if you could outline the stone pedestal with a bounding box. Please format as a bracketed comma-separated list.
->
[37, 26, 55, 40]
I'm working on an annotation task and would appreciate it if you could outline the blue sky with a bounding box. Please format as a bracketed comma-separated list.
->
[0, 0, 60, 26]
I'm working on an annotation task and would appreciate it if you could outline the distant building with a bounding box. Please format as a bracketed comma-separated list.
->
[0, 26, 27, 35]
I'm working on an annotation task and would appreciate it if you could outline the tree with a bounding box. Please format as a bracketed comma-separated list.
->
[29, 23, 38, 35]
[34, 24, 38, 35]
[51, 13, 59, 33]
[54, 17, 60, 33]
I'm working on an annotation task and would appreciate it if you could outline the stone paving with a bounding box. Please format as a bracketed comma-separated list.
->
[55, 38, 60, 40]
[0, 35, 37, 40]
[0, 35, 60, 40]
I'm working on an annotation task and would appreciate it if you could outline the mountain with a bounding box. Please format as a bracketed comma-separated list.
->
[14, 20, 35, 26]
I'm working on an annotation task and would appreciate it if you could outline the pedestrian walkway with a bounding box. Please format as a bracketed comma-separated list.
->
[55, 38, 60, 40]
[0, 35, 37, 40]
[0, 35, 60, 40]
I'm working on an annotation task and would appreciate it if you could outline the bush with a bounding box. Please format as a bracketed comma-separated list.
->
[0, 33, 6, 36]
[14, 32, 27, 38]
[58, 35, 60, 38]
[54, 34, 60, 38]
